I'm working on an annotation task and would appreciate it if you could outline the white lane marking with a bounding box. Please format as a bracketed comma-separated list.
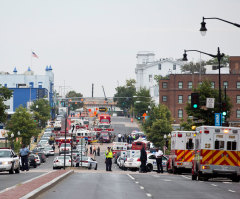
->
[181, 175, 191, 179]
[223, 182, 232, 184]
[163, 179, 172, 182]
[211, 184, 217, 187]
[146, 193, 152, 197]
[127, 174, 135, 180]
[228, 190, 236, 193]
[135, 181, 139, 184]
[140, 186, 144, 190]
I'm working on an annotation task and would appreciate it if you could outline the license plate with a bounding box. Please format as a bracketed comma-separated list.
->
[129, 163, 132, 165]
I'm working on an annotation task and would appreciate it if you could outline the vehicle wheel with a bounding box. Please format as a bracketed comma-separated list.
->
[95, 164, 98, 170]
[15, 165, 20, 174]
[34, 165, 37, 168]
[173, 166, 177, 174]
[192, 174, 197, 180]
[197, 172, 203, 181]
[53, 167, 56, 170]
[147, 164, 153, 172]
[9, 165, 14, 174]
[88, 164, 92, 170]
[232, 176, 240, 182]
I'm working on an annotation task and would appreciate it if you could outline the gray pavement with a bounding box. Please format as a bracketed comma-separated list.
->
[36, 173, 148, 199]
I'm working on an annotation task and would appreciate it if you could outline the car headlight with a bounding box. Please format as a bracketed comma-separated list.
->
[2, 161, 12, 165]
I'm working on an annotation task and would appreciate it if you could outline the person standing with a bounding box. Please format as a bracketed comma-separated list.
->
[75, 154, 80, 167]
[127, 135, 129, 144]
[97, 146, 100, 156]
[93, 146, 96, 156]
[118, 133, 122, 142]
[19, 144, 30, 172]
[155, 148, 163, 173]
[90, 145, 92, 154]
[105, 147, 113, 171]
[140, 146, 147, 173]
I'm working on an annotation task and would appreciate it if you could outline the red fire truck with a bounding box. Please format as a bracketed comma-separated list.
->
[167, 131, 196, 174]
[192, 126, 240, 182]
[99, 114, 111, 123]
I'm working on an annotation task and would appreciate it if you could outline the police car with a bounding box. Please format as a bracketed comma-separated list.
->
[146, 153, 168, 172]
[0, 148, 20, 174]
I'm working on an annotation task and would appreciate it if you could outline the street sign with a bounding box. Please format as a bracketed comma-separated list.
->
[215, 113, 222, 126]
[206, 98, 215, 108]
[99, 107, 107, 112]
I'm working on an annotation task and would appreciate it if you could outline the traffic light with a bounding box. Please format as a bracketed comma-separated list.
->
[191, 93, 199, 109]
[222, 102, 227, 116]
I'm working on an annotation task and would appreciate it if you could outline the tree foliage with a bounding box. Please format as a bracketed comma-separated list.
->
[6, 106, 39, 145]
[30, 99, 51, 128]
[206, 55, 229, 67]
[185, 80, 232, 126]
[66, 91, 83, 110]
[114, 79, 136, 111]
[134, 88, 152, 117]
[143, 104, 172, 148]
[181, 61, 206, 74]
[0, 87, 12, 123]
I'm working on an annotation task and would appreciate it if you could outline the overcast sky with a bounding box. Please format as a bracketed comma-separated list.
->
[0, 0, 239, 97]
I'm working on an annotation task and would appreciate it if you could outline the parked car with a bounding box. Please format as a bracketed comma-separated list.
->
[29, 154, 38, 168]
[59, 143, 71, 155]
[117, 151, 127, 170]
[124, 150, 141, 170]
[53, 156, 71, 169]
[44, 146, 55, 156]
[0, 148, 20, 174]
[33, 152, 46, 163]
[146, 154, 169, 172]
[74, 156, 98, 170]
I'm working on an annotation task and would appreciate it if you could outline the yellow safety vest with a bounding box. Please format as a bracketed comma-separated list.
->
[105, 150, 113, 158]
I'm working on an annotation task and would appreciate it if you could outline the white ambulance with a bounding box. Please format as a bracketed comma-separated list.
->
[192, 126, 240, 182]
[167, 131, 196, 174]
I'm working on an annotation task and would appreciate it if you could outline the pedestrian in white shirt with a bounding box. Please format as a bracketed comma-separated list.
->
[155, 148, 163, 173]
[118, 133, 122, 142]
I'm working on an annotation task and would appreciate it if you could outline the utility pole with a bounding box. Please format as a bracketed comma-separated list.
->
[92, 84, 94, 98]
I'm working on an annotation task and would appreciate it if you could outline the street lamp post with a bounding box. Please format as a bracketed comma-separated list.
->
[11, 133, 14, 150]
[183, 47, 224, 114]
[4, 133, 8, 148]
[200, 17, 240, 36]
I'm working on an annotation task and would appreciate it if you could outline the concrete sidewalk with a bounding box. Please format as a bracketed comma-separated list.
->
[0, 170, 73, 199]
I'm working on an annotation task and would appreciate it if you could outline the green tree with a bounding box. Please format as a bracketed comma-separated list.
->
[143, 104, 172, 147]
[114, 79, 136, 111]
[181, 61, 206, 74]
[66, 91, 83, 110]
[30, 99, 51, 128]
[134, 88, 152, 118]
[180, 118, 195, 131]
[185, 80, 232, 126]
[6, 106, 39, 145]
[206, 55, 229, 67]
[0, 87, 12, 123]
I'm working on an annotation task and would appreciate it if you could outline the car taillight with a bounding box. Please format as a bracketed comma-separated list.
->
[56, 160, 59, 162]
[137, 158, 140, 161]
[69, 160, 71, 162]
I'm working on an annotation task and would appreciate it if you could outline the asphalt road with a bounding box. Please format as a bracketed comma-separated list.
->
[37, 172, 240, 199]
[37, 173, 148, 199]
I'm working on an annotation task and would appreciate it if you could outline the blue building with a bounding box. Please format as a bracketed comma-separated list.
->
[0, 66, 55, 119]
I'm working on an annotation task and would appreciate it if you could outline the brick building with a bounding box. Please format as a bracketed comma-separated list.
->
[159, 56, 240, 125]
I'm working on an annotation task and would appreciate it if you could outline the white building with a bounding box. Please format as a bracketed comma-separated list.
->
[135, 51, 184, 104]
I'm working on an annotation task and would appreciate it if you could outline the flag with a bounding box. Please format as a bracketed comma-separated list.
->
[32, 51, 39, 59]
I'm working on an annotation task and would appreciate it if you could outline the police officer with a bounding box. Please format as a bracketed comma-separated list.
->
[105, 147, 113, 171]
[19, 144, 30, 172]
[155, 148, 163, 173]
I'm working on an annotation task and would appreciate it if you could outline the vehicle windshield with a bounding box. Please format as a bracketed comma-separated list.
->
[99, 124, 110, 128]
[61, 143, 70, 147]
[83, 121, 89, 124]
[0, 150, 11, 158]
[57, 156, 70, 160]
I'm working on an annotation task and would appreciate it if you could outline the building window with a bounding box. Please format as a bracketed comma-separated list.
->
[211, 82, 215, 88]
[158, 64, 161, 70]
[178, 81, 183, 89]
[237, 82, 240, 89]
[188, 95, 191, 103]
[237, 96, 240, 104]
[237, 110, 240, 118]
[149, 75, 152, 82]
[162, 82, 168, 89]
[188, 81, 192, 89]
[162, 96, 167, 102]
[178, 109, 183, 118]
[223, 81, 228, 88]
[178, 95, 183, 104]
[173, 64, 176, 70]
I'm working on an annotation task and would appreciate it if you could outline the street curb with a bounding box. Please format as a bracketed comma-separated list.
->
[20, 170, 74, 199]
